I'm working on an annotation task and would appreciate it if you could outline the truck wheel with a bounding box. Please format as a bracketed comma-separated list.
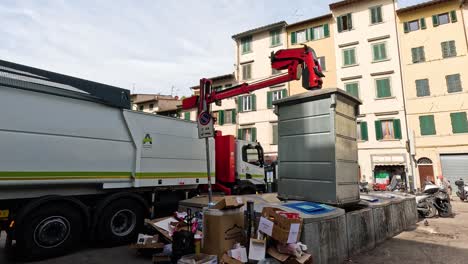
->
[237, 182, 257, 195]
[15, 202, 84, 260]
[96, 198, 144, 246]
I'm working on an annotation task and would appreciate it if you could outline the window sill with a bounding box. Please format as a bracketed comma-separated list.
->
[342, 63, 359, 69]
[339, 28, 354, 33]
[357, 140, 368, 142]
[378, 139, 401, 142]
[241, 51, 253, 55]
[375, 96, 395, 100]
[372, 58, 391, 63]
[420, 134, 437, 137]
[447, 91, 464, 95]
[270, 43, 283, 48]
[369, 21, 384, 26]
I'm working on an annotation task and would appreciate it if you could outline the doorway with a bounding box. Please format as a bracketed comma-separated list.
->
[417, 157, 435, 188]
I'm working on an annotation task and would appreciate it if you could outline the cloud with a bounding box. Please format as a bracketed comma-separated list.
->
[0, 0, 424, 96]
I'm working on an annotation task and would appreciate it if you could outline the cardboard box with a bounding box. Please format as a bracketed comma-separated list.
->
[212, 196, 244, 210]
[267, 247, 313, 264]
[202, 208, 245, 258]
[248, 238, 266, 261]
[221, 254, 243, 264]
[259, 207, 302, 244]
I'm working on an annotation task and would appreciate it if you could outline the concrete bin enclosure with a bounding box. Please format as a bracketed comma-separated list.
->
[273, 89, 362, 206]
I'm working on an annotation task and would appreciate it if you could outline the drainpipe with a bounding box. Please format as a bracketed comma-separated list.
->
[392, 0, 416, 193]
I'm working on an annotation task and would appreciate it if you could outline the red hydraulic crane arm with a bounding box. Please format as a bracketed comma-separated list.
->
[182, 45, 324, 112]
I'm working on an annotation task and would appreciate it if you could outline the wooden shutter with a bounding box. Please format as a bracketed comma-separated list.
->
[420, 47, 426, 61]
[237, 129, 243, 139]
[432, 15, 439, 27]
[231, 109, 236, 124]
[419, 115, 436, 135]
[337, 16, 343, 32]
[377, 6, 382, 23]
[450, 10, 457, 23]
[184, 112, 190, 120]
[281, 89, 287, 98]
[237, 96, 243, 113]
[420, 18, 426, 29]
[375, 120, 383, 140]
[371, 7, 377, 24]
[218, 110, 225, 125]
[350, 49, 356, 64]
[344, 50, 350, 65]
[450, 112, 468, 133]
[309, 28, 314, 41]
[252, 127, 257, 142]
[411, 48, 418, 63]
[449, 41, 456, 56]
[347, 13, 353, 29]
[251, 94, 256, 111]
[267, 91, 273, 109]
[291, 32, 297, 44]
[373, 45, 380, 61]
[403, 22, 409, 33]
[393, 119, 402, 139]
[441, 42, 449, 58]
[360, 122, 368, 141]
[324, 24, 330, 37]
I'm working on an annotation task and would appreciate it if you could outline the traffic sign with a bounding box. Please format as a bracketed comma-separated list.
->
[198, 111, 214, 138]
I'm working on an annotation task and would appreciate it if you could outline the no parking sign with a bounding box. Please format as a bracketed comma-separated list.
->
[197, 111, 214, 138]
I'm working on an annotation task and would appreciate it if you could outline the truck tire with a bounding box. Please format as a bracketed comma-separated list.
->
[237, 181, 257, 195]
[96, 198, 144, 246]
[15, 202, 85, 260]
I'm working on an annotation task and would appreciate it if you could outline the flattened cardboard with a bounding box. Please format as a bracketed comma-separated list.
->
[260, 207, 303, 244]
[212, 196, 245, 210]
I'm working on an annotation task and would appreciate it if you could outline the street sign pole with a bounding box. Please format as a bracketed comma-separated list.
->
[198, 111, 215, 207]
[204, 137, 213, 207]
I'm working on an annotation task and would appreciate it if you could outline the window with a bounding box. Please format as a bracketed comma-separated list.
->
[238, 94, 256, 112]
[296, 30, 307, 43]
[441, 40, 457, 58]
[213, 85, 223, 91]
[434, 13, 450, 26]
[375, 119, 402, 140]
[376, 78, 391, 98]
[224, 109, 235, 124]
[343, 48, 356, 66]
[241, 36, 252, 54]
[370, 6, 383, 24]
[139, 105, 144, 111]
[357, 122, 368, 141]
[238, 127, 256, 141]
[272, 124, 278, 145]
[149, 103, 154, 111]
[318, 56, 326, 71]
[184, 112, 190, 120]
[267, 89, 287, 108]
[450, 112, 468, 133]
[313, 26, 325, 39]
[419, 115, 436, 136]
[212, 111, 219, 125]
[411, 46, 425, 63]
[242, 63, 252, 80]
[337, 13, 353, 32]
[270, 29, 281, 47]
[372, 42, 387, 61]
[416, 79, 430, 97]
[446, 74, 462, 93]
[345, 82, 359, 98]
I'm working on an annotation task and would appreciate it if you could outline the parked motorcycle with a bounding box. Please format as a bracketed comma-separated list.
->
[359, 181, 370, 193]
[416, 181, 452, 218]
[455, 179, 468, 202]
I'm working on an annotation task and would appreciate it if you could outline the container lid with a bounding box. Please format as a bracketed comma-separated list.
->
[359, 194, 392, 207]
[273, 88, 361, 106]
[280, 201, 345, 222]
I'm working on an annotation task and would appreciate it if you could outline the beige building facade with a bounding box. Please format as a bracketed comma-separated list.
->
[397, 0, 468, 188]
[286, 14, 337, 94]
[330, 0, 413, 188]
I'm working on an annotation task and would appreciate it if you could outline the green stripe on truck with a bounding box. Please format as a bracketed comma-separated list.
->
[0, 171, 215, 180]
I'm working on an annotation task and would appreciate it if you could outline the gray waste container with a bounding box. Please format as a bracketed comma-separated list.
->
[365, 193, 405, 237]
[374, 192, 418, 230]
[359, 194, 393, 244]
[273, 88, 362, 206]
[345, 204, 375, 256]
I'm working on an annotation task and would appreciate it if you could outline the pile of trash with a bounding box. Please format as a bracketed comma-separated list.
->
[130, 196, 312, 263]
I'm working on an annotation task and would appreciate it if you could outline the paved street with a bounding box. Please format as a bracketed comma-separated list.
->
[2, 200, 468, 264]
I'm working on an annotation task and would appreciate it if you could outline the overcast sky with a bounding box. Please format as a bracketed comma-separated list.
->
[0, 0, 424, 96]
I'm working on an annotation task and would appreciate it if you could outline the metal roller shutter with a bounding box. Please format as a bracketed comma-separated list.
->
[440, 154, 468, 183]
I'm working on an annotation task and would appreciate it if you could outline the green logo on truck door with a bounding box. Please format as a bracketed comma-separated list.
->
[143, 133, 152, 148]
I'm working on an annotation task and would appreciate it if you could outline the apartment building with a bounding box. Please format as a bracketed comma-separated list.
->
[131, 94, 181, 117]
[330, 0, 412, 187]
[231, 21, 288, 162]
[397, 0, 468, 187]
[286, 14, 338, 94]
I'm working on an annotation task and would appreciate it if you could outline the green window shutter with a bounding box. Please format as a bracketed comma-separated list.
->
[450, 112, 468, 133]
[305, 29, 310, 41]
[281, 89, 287, 98]
[347, 13, 353, 29]
[267, 91, 273, 109]
[433, 15, 439, 27]
[373, 45, 379, 61]
[416, 79, 430, 97]
[371, 8, 377, 24]
[237, 96, 243, 113]
[420, 47, 426, 61]
[441, 41, 449, 58]
[218, 110, 225, 125]
[411, 47, 418, 63]
[270, 31, 274, 46]
[450, 10, 457, 23]
[251, 94, 256, 111]
[350, 49, 356, 64]
[375, 120, 383, 140]
[337, 16, 343, 32]
[309, 28, 315, 41]
[344, 50, 350, 65]
[419, 115, 436, 135]
[291, 32, 297, 44]
[449, 40, 456, 56]
[420, 18, 427, 29]
[393, 119, 402, 139]
[237, 129, 243, 140]
[377, 6, 382, 22]
[376, 79, 391, 98]
[324, 24, 330, 37]
[184, 112, 190, 120]
[345, 83, 359, 98]
[252, 127, 257, 142]
[361, 122, 368, 141]
[403, 22, 409, 33]
[231, 109, 236, 124]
